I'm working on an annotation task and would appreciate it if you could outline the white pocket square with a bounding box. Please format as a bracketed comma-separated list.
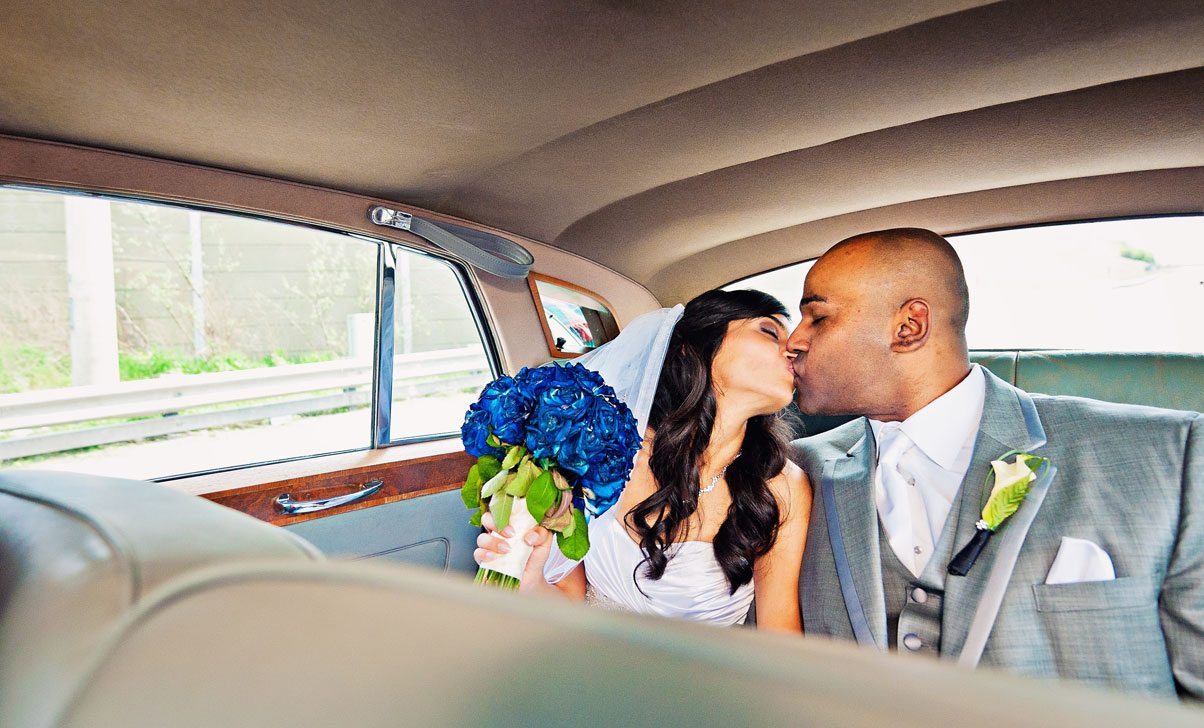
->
[1045, 537, 1115, 585]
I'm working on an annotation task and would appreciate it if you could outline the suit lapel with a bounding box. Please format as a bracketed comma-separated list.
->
[823, 421, 888, 649]
[941, 426, 1010, 656]
[942, 369, 1055, 663]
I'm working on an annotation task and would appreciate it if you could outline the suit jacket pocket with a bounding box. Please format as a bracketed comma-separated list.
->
[1033, 575, 1154, 613]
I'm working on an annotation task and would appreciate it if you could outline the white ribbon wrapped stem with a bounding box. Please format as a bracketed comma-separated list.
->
[483, 495, 539, 580]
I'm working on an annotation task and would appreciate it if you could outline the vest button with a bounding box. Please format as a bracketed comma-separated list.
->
[902, 633, 923, 651]
[910, 587, 928, 604]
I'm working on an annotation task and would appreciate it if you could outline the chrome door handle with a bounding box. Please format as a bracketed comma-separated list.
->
[274, 479, 384, 514]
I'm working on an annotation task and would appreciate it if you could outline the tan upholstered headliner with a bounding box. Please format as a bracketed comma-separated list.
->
[2, 0, 1201, 301]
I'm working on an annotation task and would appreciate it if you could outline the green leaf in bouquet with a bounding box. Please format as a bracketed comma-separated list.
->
[492, 492, 515, 531]
[506, 456, 537, 497]
[501, 444, 527, 470]
[526, 471, 557, 522]
[461, 464, 482, 510]
[477, 454, 502, 482]
[480, 468, 512, 499]
[468, 505, 485, 527]
[556, 509, 590, 560]
[486, 433, 501, 448]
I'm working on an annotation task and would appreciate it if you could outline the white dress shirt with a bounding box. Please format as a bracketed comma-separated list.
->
[869, 365, 987, 576]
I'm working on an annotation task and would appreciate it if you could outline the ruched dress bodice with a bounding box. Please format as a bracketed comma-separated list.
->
[543, 507, 754, 626]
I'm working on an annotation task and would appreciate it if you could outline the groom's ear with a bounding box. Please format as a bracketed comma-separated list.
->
[890, 299, 930, 352]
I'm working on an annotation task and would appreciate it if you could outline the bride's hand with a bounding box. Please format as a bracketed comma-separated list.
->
[475, 511, 555, 593]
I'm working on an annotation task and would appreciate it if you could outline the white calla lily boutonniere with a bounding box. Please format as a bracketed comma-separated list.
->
[948, 450, 1051, 576]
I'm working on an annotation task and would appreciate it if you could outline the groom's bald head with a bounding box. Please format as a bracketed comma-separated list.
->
[825, 228, 970, 340]
[787, 227, 973, 420]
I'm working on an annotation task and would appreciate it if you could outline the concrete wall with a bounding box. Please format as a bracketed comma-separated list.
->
[0, 190, 70, 357]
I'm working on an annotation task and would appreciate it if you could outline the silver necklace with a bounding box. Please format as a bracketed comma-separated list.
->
[699, 454, 740, 495]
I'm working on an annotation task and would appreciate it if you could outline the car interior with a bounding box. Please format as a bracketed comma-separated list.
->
[1, 1, 1202, 726]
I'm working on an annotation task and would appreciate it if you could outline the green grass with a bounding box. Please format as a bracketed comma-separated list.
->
[0, 345, 72, 393]
[117, 349, 335, 380]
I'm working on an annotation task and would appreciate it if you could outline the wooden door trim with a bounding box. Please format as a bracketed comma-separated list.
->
[202, 448, 473, 526]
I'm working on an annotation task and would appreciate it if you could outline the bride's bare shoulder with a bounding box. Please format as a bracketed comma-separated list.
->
[768, 460, 812, 511]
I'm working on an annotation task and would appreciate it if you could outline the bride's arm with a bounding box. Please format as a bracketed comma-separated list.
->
[752, 462, 812, 633]
[554, 562, 587, 600]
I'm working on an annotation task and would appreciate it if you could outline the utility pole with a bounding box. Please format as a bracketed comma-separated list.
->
[189, 210, 207, 357]
[64, 196, 119, 386]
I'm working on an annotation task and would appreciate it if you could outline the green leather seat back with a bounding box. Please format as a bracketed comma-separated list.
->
[1013, 351, 1204, 413]
[969, 351, 1016, 384]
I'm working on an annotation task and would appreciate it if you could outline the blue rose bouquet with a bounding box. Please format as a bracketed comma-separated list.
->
[460, 363, 642, 589]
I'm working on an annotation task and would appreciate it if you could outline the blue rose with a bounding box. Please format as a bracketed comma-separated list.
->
[552, 427, 593, 476]
[524, 406, 576, 461]
[581, 443, 635, 508]
[585, 399, 636, 453]
[513, 364, 564, 398]
[477, 374, 534, 446]
[519, 364, 595, 460]
[565, 363, 608, 396]
[536, 374, 592, 422]
[568, 424, 606, 475]
[585, 445, 636, 485]
[460, 404, 501, 458]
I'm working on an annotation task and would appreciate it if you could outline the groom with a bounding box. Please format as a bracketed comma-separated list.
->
[786, 228, 1202, 700]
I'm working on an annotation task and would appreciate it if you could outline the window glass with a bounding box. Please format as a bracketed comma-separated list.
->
[0, 188, 379, 478]
[724, 217, 1204, 352]
[722, 262, 814, 320]
[388, 251, 495, 441]
[951, 217, 1202, 351]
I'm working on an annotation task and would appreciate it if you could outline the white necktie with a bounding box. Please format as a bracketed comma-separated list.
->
[875, 424, 927, 576]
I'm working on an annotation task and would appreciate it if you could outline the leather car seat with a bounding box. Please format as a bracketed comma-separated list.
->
[56, 559, 1202, 727]
[0, 470, 320, 728]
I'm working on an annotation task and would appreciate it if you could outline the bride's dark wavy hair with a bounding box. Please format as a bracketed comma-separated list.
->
[625, 289, 793, 594]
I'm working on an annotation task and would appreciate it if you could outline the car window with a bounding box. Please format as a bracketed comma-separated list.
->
[722, 262, 815, 321]
[385, 248, 494, 442]
[0, 187, 496, 478]
[724, 216, 1204, 352]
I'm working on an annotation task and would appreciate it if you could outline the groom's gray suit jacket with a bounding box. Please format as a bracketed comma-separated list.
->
[791, 369, 1202, 700]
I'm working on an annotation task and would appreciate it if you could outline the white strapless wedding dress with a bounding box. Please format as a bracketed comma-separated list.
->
[543, 506, 754, 626]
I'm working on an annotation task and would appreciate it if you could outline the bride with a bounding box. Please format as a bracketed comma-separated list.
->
[475, 289, 811, 632]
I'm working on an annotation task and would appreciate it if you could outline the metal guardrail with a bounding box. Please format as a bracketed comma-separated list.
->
[0, 347, 489, 461]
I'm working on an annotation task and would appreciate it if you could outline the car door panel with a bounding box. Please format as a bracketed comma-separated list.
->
[285, 490, 477, 573]
[200, 449, 480, 574]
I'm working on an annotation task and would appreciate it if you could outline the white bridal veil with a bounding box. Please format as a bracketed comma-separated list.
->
[570, 304, 685, 438]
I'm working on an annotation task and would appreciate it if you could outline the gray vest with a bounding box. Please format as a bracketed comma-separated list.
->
[880, 490, 967, 656]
